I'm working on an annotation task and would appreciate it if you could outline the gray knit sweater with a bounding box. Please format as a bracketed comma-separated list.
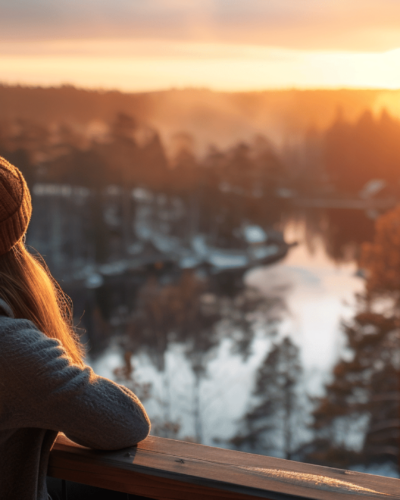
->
[0, 299, 151, 500]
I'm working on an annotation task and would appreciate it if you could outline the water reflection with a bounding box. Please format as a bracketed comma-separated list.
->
[90, 206, 400, 475]
[231, 336, 305, 460]
[285, 208, 376, 263]
[90, 213, 368, 448]
[247, 221, 365, 394]
[93, 268, 284, 443]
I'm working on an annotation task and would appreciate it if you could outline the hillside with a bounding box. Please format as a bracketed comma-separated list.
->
[1, 85, 399, 151]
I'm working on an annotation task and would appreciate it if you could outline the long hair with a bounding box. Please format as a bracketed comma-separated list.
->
[0, 241, 84, 366]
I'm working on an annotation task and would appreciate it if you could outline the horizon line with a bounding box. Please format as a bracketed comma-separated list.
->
[1, 81, 400, 95]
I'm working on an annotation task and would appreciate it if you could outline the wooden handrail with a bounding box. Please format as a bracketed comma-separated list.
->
[48, 434, 400, 500]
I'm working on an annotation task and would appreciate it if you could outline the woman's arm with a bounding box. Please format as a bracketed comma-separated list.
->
[1, 318, 150, 450]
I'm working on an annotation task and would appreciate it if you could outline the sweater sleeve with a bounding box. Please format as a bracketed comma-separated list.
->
[2, 319, 150, 450]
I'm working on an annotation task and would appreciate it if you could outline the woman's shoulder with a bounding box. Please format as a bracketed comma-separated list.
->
[0, 299, 61, 358]
[0, 314, 41, 337]
[0, 315, 61, 361]
[0, 298, 37, 343]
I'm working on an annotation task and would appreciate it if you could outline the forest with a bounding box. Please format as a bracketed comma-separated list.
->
[2, 84, 400, 473]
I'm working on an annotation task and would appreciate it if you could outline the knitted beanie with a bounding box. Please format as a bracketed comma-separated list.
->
[0, 156, 32, 256]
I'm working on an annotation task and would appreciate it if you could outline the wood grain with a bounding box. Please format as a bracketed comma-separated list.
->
[48, 434, 400, 500]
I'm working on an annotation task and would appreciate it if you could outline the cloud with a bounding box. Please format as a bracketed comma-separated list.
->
[1, 0, 400, 51]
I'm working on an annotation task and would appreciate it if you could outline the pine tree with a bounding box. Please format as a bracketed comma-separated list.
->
[231, 337, 304, 460]
[305, 205, 400, 471]
[360, 205, 400, 301]
[305, 308, 400, 470]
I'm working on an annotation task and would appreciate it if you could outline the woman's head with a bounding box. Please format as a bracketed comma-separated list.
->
[0, 156, 32, 255]
[0, 157, 84, 366]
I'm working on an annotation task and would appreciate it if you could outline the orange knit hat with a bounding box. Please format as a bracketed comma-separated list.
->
[0, 156, 32, 256]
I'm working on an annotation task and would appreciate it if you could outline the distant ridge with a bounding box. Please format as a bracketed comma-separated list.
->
[1, 84, 399, 149]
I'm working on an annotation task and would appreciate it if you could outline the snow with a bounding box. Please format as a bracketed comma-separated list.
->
[132, 187, 153, 201]
[33, 184, 89, 197]
[85, 273, 104, 289]
[243, 225, 267, 244]
[180, 256, 202, 269]
[359, 179, 386, 199]
[191, 235, 209, 257]
[250, 244, 279, 261]
[207, 252, 249, 269]
[100, 261, 128, 276]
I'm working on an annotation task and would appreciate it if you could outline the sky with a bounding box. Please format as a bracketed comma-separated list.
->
[1, 0, 400, 91]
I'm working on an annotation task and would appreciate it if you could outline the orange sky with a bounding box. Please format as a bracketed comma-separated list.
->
[1, 0, 400, 91]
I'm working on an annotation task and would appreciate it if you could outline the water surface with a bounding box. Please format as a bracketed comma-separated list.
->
[91, 216, 366, 445]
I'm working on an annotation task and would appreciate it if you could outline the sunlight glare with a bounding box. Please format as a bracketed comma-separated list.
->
[1, 40, 400, 91]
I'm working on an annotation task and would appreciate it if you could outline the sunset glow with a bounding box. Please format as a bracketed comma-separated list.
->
[1, 40, 400, 92]
[1, 0, 400, 91]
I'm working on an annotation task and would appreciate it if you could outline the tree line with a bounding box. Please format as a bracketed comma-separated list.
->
[0, 113, 287, 255]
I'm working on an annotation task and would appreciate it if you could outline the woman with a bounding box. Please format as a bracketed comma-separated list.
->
[0, 156, 151, 500]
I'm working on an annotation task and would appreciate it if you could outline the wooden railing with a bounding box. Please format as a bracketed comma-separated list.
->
[48, 434, 400, 500]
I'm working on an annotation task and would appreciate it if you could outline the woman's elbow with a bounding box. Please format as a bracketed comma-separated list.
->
[133, 418, 151, 444]
[126, 408, 151, 446]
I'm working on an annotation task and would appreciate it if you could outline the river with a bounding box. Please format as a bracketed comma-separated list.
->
[90, 211, 369, 448]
